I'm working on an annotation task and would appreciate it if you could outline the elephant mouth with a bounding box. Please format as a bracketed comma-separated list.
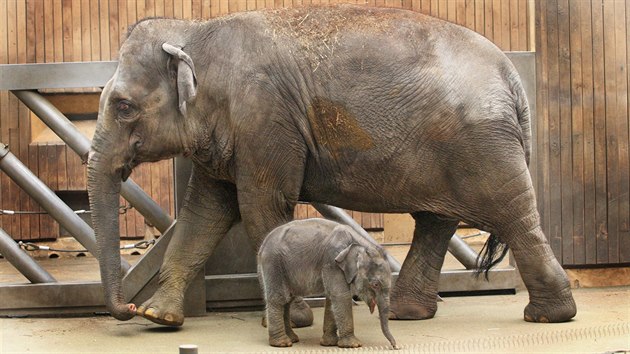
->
[120, 160, 137, 182]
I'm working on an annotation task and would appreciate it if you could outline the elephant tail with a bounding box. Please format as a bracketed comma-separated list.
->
[475, 234, 509, 280]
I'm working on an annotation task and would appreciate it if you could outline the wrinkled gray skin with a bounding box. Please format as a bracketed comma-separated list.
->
[88, 5, 577, 327]
[258, 219, 397, 349]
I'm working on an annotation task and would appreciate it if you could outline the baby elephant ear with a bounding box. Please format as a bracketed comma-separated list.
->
[162, 43, 197, 116]
[335, 244, 362, 284]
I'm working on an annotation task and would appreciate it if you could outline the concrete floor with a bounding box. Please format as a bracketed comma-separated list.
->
[1, 286, 629, 354]
[1, 234, 629, 354]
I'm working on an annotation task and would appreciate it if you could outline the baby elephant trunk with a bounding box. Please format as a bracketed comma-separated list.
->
[377, 296, 399, 350]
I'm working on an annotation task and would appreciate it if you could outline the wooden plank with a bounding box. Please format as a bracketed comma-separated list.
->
[493, 0, 504, 48]
[62, 0, 73, 61]
[155, 0, 165, 18]
[517, 0, 527, 51]
[65, 147, 82, 190]
[579, 0, 597, 265]
[108, 0, 119, 59]
[90, 0, 100, 61]
[38, 145, 53, 239]
[43, 0, 54, 62]
[117, 0, 128, 46]
[137, 0, 146, 20]
[55, 145, 68, 191]
[53, 0, 63, 62]
[568, 0, 584, 265]
[623, 0, 630, 263]
[193, 0, 202, 18]
[500, 0, 510, 50]
[613, 0, 629, 263]
[99, 0, 110, 61]
[80, 0, 91, 61]
[591, 0, 608, 264]
[127, 0, 137, 33]
[557, 0, 574, 265]
[509, 0, 518, 51]
[545, 0, 562, 261]
[603, 0, 619, 264]
[464, 0, 474, 30]
[28, 145, 41, 240]
[455, 0, 465, 26]
[483, 0, 493, 42]
[165, 0, 174, 17]
[70, 0, 81, 62]
[474, 0, 484, 35]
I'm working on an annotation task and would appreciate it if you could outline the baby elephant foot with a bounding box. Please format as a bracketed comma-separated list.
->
[287, 329, 300, 343]
[337, 335, 362, 348]
[269, 335, 294, 347]
[136, 293, 184, 326]
[320, 334, 338, 346]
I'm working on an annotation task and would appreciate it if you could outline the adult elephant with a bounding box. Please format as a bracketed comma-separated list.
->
[88, 4, 576, 326]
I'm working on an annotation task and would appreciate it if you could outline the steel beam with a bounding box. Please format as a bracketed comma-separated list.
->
[447, 235, 481, 270]
[0, 62, 117, 90]
[312, 203, 402, 272]
[0, 143, 130, 272]
[12, 90, 174, 233]
[0, 228, 56, 284]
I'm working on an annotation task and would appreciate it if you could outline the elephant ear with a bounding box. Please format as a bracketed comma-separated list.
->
[162, 43, 197, 116]
[335, 243, 364, 284]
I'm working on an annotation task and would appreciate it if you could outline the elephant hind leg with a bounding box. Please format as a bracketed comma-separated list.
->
[468, 169, 576, 323]
[389, 211, 459, 320]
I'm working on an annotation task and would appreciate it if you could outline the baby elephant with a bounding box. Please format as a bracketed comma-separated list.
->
[258, 218, 398, 349]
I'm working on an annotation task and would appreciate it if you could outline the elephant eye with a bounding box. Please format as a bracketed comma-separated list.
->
[116, 100, 137, 120]
[370, 281, 381, 290]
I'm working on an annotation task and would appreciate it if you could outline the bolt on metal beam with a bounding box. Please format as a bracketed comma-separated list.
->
[0, 143, 130, 272]
[0, 227, 56, 283]
[12, 90, 173, 233]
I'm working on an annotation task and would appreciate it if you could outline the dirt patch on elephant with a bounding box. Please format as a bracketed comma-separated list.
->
[264, 5, 398, 65]
[307, 98, 374, 159]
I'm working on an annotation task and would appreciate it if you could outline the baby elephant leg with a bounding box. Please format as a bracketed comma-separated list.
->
[266, 299, 294, 347]
[330, 294, 361, 348]
[320, 298, 339, 346]
[283, 302, 299, 343]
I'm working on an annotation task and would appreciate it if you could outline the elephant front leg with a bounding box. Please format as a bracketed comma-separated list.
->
[390, 212, 459, 320]
[320, 298, 339, 346]
[137, 174, 239, 326]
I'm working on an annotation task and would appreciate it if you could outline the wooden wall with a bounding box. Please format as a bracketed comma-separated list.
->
[1, 1, 531, 241]
[536, 0, 630, 266]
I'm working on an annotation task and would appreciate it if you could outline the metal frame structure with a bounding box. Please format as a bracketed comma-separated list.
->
[0, 53, 533, 316]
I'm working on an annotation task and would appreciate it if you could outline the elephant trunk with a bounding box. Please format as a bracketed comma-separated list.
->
[87, 144, 136, 321]
[377, 296, 398, 350]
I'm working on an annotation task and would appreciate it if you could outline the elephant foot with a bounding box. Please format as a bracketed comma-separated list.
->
[137, 293, 184, 326]
[524, 295, 577, 323]
[320, 334, 338, 346]
[287, 329, 300, 343]
[388, 300, 437, 320]
[290, 298, 314, 328]
[261, 298, 314, 328]
[337, 335, 362, 348]
[269, 335, 294, 347]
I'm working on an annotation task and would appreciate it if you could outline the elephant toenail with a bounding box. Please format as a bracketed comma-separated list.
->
[145, 308, 157, 318]
[164, 314, 174, 323]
